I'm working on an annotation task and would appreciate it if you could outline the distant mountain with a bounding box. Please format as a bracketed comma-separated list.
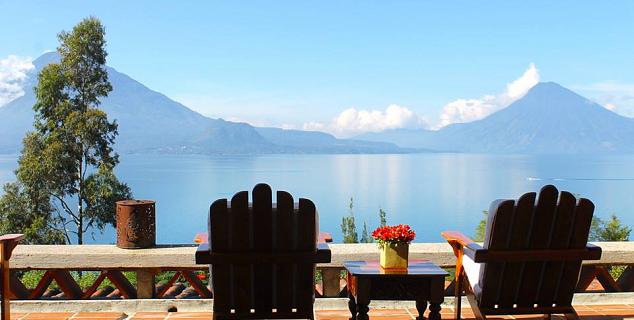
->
[255, 127, 405, 153]
[358, 82, 634, 154]
[0, 52, 403, 154]
[357, 128, 436, 149]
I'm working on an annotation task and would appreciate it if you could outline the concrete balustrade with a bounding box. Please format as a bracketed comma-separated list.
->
[8, 242, 634, 299]
[11, 242, 634, 269]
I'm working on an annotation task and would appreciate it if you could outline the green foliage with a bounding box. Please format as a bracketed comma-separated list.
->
[360, 221, 373, 243]
[341, 197, 358, 243]
[473, 210, 488, 242]
[341, 200, 391, 243]
[0, 17, 131, 244]
[0, 182, 65, 244]
[590, 214, 631, 242]
[379, 208, 387, 227]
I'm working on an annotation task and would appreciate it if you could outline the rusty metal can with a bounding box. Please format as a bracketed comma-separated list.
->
[116, 200, 156, 249]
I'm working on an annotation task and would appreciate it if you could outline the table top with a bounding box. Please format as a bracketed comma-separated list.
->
[193, 231, 333, 244]
[344, 260, 448, 278]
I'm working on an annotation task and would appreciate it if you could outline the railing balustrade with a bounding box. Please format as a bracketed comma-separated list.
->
[6, 242, 634, 300]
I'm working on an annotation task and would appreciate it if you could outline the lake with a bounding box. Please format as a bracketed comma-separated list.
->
[1, 153, 633, 244]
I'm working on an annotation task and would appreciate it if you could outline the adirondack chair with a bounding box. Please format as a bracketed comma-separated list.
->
[0, 234, 23, 320]
[195, 183, 331, 320]
[442, 185, 602, 320]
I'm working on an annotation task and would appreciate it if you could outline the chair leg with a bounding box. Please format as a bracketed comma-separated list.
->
[454, 270, 463, 320]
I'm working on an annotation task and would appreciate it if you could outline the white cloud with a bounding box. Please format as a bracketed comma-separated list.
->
[0, 55, 34, 107]
[303, 104, 428, 137]
[436, 63, 540, 128]
[572, 81, 634, 117]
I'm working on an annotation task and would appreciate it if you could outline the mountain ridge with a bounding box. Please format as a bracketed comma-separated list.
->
[358, 82, 634, 154]
[0, 52, 404, 155]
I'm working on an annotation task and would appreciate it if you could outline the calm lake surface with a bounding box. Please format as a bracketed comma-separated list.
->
[1, 153, 633, 244]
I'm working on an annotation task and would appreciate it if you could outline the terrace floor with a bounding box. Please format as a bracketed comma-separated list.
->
[8, 304, 634, 320]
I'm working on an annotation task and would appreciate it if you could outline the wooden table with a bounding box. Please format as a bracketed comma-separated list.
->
[344, 260, 448, 320]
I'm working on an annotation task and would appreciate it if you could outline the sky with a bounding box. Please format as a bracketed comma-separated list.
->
[1, 1, 633, 137]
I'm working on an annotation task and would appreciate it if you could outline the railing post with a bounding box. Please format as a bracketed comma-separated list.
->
[137, 270, 156, 298]
[321, 267, 342, 297]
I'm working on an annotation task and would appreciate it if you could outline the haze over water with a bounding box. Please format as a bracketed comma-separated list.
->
[1, 153, 633, 244]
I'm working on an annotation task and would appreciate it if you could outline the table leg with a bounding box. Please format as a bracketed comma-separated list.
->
[357, 303, 369, 320]
[429, 303, 441, 320]
[355, 278, 371, 320]
[416, 300, 428, 320]
[348, 294, 357, 320]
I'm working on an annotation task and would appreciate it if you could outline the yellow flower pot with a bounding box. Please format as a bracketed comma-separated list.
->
[379, 243, 409, 270]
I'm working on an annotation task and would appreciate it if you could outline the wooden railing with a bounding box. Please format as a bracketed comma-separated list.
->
[6, 242, 634, 300]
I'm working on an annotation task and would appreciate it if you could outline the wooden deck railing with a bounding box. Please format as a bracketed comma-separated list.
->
[6, 242, 634, 300]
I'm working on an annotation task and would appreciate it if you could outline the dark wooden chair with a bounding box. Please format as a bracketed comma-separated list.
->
[195, 183, 331, 320]
[442, 185, 601, 320]
[0, 234, 23, 320]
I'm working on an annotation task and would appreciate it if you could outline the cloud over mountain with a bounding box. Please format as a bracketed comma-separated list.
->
[303, 104, 428, 137]
[437, 63, 540, 128]
[573, 81, 634, 117]
[0, 55, 34, 107]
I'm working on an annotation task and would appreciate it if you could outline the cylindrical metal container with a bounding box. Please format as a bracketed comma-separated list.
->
[116, 200, 156, 249]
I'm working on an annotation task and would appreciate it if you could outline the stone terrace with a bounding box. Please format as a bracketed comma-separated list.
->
[9, 305, 634, 320]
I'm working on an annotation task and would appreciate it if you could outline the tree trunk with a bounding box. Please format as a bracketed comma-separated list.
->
[77, 156, 83, 245]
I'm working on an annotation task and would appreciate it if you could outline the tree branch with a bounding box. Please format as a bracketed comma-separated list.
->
[49, 192, 80, 224]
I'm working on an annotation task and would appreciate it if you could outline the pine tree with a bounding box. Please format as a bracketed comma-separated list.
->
[340, 197, 358, 243]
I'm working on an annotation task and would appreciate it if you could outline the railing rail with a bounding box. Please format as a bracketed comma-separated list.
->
[7, 242, 634, 300]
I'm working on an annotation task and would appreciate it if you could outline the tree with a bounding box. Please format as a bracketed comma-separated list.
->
[590, 214, 631, 242]
[0, 181, 65, 244]
[473, 210, 488, 242]
[360, 221, 372, 243]
[379, 208, 387, 227]
[341, 197, 358, 243]
[0, 17, 131, 244]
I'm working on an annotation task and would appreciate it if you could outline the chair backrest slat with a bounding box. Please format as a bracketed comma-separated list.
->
[296, 198, 318, 314]
[480, 199, 514, 306]
[275, 190, 296, 313]
[478, 185, 595, 310]
[230, 190, 253, 313]
[209, 199, 231, 311]
[252, 184, 274, 313]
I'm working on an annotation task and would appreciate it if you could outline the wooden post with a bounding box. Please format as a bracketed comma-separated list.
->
[0, 235, 23, 320]
[136, 270, 156, 298]
[1, 242, 9, 320]
[321, 268, 341, 297]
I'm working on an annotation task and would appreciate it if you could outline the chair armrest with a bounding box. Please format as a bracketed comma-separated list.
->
[441, 231, 475, 247]
[0, 233, 24, 260]
[315, 243, 332, 263]
[195, 243, 211, 264]
[442, 231, 484, 260]
[0, 234, 24, 243]
[585, 243, 602, 260]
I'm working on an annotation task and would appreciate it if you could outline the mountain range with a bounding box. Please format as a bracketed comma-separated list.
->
[2, 53, 634, 155]
[358, 82, 634, 154]
[0, 52, 403, 155]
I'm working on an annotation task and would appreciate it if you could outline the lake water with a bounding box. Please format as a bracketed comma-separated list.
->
[1, 153, 633, 244]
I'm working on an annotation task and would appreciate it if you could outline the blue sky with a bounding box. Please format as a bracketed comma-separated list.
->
[1, 1, 633, 136]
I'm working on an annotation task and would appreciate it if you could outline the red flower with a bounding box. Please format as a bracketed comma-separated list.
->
[372, 224, 415, 245]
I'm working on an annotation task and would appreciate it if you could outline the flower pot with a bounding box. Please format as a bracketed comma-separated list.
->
[380, 243, 409, 270]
